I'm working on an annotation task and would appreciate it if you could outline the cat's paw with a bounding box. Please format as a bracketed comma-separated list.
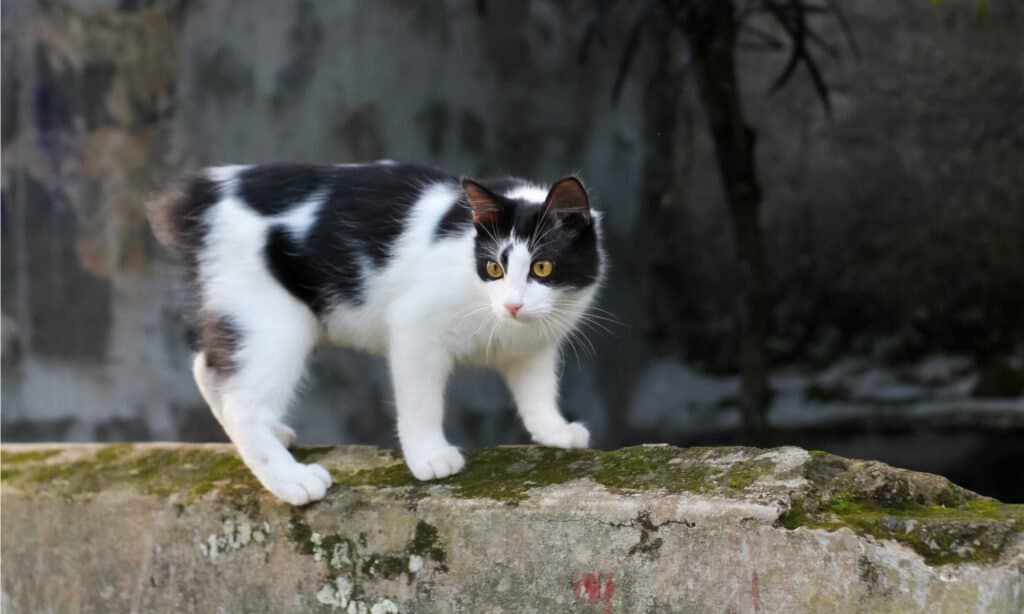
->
[272, 422, 297, 448]
[254, 461, 332, 506]
[404, 445, 466, 481]
[533, 421, 590, 449]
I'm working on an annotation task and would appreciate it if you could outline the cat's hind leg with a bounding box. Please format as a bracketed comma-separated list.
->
[192, 351, 296, 448]
[192, 351, 227, 429]
[213, 304, 330, 506]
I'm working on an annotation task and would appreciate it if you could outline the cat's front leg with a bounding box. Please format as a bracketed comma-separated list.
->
[502, 346, 590, 449]
[389, 331, 465, 480]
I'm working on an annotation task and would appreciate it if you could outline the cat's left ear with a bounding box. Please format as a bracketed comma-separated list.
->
[543, 177, 591, 227]
[462, 179, 503, 226]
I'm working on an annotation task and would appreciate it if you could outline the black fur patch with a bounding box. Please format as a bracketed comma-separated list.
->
[435, 201, 471, 240]
[433, 177, 530, 241]
[239, 164, 328, 216]
[200, 312, 241, 376]
[264, 226, 331, 312]
[255, 162, 456, 311]
[146, 174, 220, 252]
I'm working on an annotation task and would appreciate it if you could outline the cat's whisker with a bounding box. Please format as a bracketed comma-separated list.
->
[546, 310, 598, 358]
[530, 226, 561, 252]
[567, 325, 597, 359]
[573, 315, 614, 337]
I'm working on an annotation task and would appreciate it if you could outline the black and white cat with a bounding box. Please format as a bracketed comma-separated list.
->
[148, 162, 605, 505]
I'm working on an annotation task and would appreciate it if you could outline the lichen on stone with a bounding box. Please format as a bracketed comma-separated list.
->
[778, 451, 1024, 565]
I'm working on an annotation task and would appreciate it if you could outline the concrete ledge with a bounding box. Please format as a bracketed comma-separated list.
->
[2, 443, 1022, 613]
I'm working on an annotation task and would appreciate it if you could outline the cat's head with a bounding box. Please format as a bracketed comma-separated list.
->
[462, 176, 603, 324]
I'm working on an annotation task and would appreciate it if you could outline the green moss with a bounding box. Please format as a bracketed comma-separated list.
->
[445, 447, 592, 501]
[335, 462, 420, 489]
[2, 445, 262, 512]
[291, 446, 334, 464]
[332, 445, 779, 503]
[798, 498, 1023, 565]
[287, 514, 445, 582]
[721, 459, 776, 490]
[361, 553, 406, 579]
[778, 451, 1024, 565]
[1, 449, 60, 465]
[94, 444, 135, 463]
[288, 514, 316, 555]
[410, 520, 446, 565]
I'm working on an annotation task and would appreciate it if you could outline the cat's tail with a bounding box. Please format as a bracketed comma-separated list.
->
[145, 173, 218, 254]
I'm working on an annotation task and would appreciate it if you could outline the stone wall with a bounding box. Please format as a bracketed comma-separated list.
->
[2, 443, 1022, 612]
[2, 2, 1022, 468]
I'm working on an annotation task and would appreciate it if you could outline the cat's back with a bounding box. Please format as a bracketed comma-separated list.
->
[148, 160, 460, 256]
[147, 161, 465, 318]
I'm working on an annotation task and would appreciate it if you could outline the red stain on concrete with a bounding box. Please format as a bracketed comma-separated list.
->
[601, 574, 615, 614]
[572, 572, 601, 602]
[570, 572, 615, 613]
[751, 570, 761, 612]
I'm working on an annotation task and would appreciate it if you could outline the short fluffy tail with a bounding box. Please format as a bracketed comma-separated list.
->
[145, 174, 218, 252]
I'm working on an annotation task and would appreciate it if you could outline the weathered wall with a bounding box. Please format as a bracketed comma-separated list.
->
[2, 443, 1022, 613]
[2, 1, 1022, 477]
[1, 0, 647, 446]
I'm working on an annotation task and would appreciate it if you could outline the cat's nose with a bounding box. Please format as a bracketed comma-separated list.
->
[504, 301, 523, 316]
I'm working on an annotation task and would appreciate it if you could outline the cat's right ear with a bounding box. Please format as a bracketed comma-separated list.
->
[462, 180, 502, 226]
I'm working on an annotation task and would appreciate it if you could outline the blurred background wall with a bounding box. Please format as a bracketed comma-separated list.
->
[3, 0, 1022, 500]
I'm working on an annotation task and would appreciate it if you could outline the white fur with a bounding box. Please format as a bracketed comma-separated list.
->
[193, 167, 601, 505]
[503, 184, 548, 204]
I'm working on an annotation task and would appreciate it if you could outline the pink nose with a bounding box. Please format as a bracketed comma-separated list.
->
[504, 301, 523, 316]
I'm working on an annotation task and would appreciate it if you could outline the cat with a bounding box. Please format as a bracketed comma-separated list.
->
[147, 162, 605, 505]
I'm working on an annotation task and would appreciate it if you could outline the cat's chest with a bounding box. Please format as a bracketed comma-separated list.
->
[444, 314, 548, 366]
[322, 295, 548, 365]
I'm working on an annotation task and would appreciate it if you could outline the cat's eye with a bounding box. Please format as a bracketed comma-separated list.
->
[532, 260, 553, 278]
[485, 260, 504, 279]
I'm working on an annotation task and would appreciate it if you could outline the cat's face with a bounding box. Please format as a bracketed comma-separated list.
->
[463, 177, 602, 325]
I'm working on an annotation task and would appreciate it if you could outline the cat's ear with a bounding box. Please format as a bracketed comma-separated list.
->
[543, 177, 591, 227]
[461, 179, 503, 226]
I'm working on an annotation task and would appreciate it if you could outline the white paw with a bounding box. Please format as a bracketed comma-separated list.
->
[253, 461, 332, 506]
[272, 422, 297, 448]
[532, 421, 590, 449]
[404, 444, 466, 481]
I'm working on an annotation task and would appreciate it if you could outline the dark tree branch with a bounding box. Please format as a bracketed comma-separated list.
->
[765, 0, 832, 115]
[578, 0, 612, 65]
[557, 0, 857, 439]
[612, 1, 655, 104]
[691, 2, 770, 437]
[825, 0, 861, 58]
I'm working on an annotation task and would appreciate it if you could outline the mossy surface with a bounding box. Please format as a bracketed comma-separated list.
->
[335, 445, 780, 503]
[1, 445, 262, 512]
[2, 449, 61, 465]
[778, 452, 1024, 565]
[3, 444, 780, 504]
[5, 443, 1019, 567]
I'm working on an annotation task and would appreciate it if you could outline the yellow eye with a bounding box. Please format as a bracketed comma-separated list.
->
[532, 260, 553, 278]
[485, 260, 504, 279]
